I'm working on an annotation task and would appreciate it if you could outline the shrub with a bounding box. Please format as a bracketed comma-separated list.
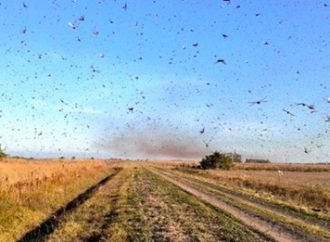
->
[200, 151, 233, 170]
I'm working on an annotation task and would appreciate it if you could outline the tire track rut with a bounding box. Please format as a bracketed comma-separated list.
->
[175, 169, 330, 230]
[166, 169, 330, 239]
[149, 168, 309, 242]
[17, 168, 121, 242]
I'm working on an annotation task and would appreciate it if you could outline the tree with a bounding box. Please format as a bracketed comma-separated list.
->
[200, 151, 233, 170]
[0, 145, 7, 159]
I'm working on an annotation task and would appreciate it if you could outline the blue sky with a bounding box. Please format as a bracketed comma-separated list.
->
[0, 0, 329, 162]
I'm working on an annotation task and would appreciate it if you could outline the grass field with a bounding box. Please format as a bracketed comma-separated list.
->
[0, 158, 119, 241]
[0, 158, 329, 242]
[175, 165, 330, 213]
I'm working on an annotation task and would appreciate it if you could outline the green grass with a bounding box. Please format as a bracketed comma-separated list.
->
[142, 168, 269, 242]
[106, 167, 152, 241]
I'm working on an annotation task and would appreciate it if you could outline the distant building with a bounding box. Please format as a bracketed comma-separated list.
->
[225, 153, 242, 163]
[245, 159, 270, 163]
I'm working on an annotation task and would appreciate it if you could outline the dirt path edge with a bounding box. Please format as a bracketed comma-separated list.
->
[150, 168, 305, 242]
[17, 168, 121, 242]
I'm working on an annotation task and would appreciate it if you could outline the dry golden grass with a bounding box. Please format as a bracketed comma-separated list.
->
[0, 158, 111, 185]
[0, 158, 120, 241]
[233, 162, 330, 172]
[144, 160, 198, 168]
[206, 169, 330, 189]
[146, 160, 330, 172]
[174, 165, 330, 213]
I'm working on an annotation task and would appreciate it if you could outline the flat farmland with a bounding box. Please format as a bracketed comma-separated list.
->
[214, 170, 330, 188]
[175, 164, 330, 212]
[1, 159, 329, 242]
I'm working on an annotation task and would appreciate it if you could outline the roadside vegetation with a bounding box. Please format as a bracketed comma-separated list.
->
[157, 167, 330, 241]
[233, 162, 330, 172]
[46, 168, 130, 241]
[173, 166, 330, 216]
[0, 158, 117, 241]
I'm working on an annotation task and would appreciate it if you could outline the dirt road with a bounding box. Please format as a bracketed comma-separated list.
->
[16, 166, 328, 242]
[149, 168, 327, 242]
